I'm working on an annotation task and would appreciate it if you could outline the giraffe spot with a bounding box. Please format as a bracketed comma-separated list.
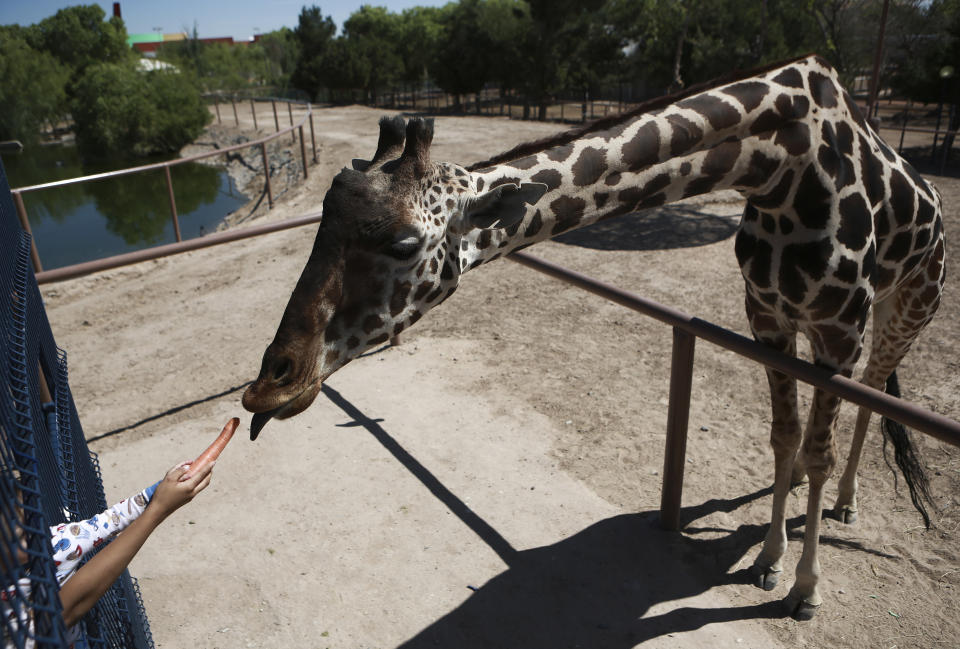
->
[550, 196, 587, 235]
[413, 281, 434, 301]
[524, 209, 543, 238]
[622, 122, 660, 171]
[751, 168, 795, 210]
[605, 171, 622, 186]
[446, 198, 455, 209]
[808, 284, 852, 320]
[904, 163, 935, 200]
[325, 350, 340, 368]
[721, 81, 769, 113]
[876, 266, 896, 289]
[808, 71, 838, 108]
[873, 206, 890, 239]
[638, 193, 667, 209]
[772, 67, 804, 89]
[862, 242, 877, 281]
[469, 259, 483, 270]
[858, 134, 885, 207]
[883, 231, 913, 262]
[393, 322, 405, 336]
[684, 140, 742, 198]
[779, 238, 833, 303]
[572, 146, 608, 186]
[545, 143, 574, 163]
[390, 280, 411, 317]
[347, 336, 360, 349]
[833, 256, 859, 284]
[914, 227, 931, 250]
[594, 192, 609, 209]
[748, 109, 782, 136]
[793, 165, 832, 229]
[733, 150, 780, 189]
[749, 236, 774, 289]
[916, 198, 935, 225]
[476, 178, 485, 191]
[888, 169, 916, 226]
[680, 161, 692, 176]
[368, 333, 389, 346]
[426, 287, 444, 302]
[678, 93, 741, 131]
[761, 213, 776, 234]
[507, 156, 539, 170]
[441, 260, 455, 280]
[531, 168, 562, 191]
[416, 260, 427, 278]
[666, 113, 703, 156]
[839, 287, 870, 327]
[734, 229, 757, 265]
[476, 230, 492, 250]
[773, 121, 810, 156]
[836, 194, 872, 251]
[431, 205, 441, 215]
[836, 121, 854, 155]
[902, 251, 925, 278]
[362, 315, 383, 334]
[490, 176, 521, 189]
[874, 134, 897, 162]
[842, 92, 868, 129]
[779, 215, 794, 235]
[325, 321, 341, 342]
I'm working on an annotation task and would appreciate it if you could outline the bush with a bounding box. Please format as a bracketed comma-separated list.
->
[71, 62, 211, 157]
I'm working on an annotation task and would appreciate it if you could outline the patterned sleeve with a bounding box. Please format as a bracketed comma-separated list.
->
[49, 481, 160, 586]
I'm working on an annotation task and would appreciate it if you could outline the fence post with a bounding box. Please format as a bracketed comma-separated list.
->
[288, 102, 296, 143]
[299, 125, 308, 180]
[251, 98, 258, 130]
[12, 191, 43, 272]
[261, 142, 273, 209]
[272, 99, 280, 132]
[660, 327, 696, 531]
[214, 97, 222, 124]
[309, 107, 318, 163]
[164, 166, 182, 242]
[231, 96, 239, 126]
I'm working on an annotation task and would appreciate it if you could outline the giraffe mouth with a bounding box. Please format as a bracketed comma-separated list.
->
[246, 379, 323, 441]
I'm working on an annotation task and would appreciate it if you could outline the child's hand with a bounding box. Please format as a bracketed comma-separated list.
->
[149, 461, 214, 519]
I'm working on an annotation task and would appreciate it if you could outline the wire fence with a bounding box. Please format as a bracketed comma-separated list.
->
[1, 159, 154, 648]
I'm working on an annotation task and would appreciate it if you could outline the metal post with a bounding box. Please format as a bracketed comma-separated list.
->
[309, 108, 318, 163]
[231, 96, 239, 126]
[299, 125, 308, 180]
[898, 99, 911, 154]
[214, 97, 221, 124]
[288, 102, 295, 143]
[164, 166, 181, 242]
[261, 142, 273, 208]
[12, 191, 43, 272]
[272, 100, 279, 132]
[251, 98, 258, 130]
[660, 327, 696, 531]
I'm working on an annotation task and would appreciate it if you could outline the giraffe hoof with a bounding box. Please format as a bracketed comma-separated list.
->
[749, 564, 781, 591]
[784, 592, 820, 621]
[834, 505, 858, 525]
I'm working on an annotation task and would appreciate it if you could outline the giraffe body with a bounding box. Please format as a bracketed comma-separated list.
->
[243, 55, 945, 619]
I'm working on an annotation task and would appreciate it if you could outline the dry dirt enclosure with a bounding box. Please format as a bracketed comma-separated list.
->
[38, 105, 960, 649]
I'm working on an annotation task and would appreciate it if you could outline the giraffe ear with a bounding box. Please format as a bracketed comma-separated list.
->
[460, 182, 548, 230]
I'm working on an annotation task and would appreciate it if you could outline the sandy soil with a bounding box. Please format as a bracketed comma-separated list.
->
[38, 105, 960, 648]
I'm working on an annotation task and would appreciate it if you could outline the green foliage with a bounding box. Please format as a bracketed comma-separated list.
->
[70, 63, 211, 157]
[29, 4, 133, 82]
[0, 31, 70, 144]
[888, 0, 960, 106]
[291, 5, 337, 100]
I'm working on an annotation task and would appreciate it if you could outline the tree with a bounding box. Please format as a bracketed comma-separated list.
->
[29, 4, 133, 82]
[291, 5, 337, 100]
[70, 63, 210, 157]
[0, 31, 70, 144]
[341, 6, 404, 103]
[430, 0, 495, 111]
[256, 28, 301, 92]
[397, 6, 444, 106]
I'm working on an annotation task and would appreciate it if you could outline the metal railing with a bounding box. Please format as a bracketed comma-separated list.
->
[507, 250, 960, 530]
[12, 98, 319, 275]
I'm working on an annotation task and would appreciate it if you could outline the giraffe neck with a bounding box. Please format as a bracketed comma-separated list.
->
[457, 55, 844, 271]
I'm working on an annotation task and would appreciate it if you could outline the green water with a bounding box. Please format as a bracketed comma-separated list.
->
[2, 144, 248, 270]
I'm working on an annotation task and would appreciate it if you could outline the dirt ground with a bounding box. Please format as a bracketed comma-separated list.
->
[38, 105, 960, 649]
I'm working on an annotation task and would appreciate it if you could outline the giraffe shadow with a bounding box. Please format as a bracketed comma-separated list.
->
[320, 384, 897, 648]
[553, 205, 740, 252]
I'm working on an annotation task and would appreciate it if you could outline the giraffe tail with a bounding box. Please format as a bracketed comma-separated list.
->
[881, 371, 935, 529]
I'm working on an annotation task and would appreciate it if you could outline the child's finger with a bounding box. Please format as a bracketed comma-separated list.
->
[191, 471, 213, 497]
[181, 460, 215, 484]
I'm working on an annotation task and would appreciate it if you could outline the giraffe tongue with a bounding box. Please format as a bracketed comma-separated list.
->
[249, 409, 278, 441]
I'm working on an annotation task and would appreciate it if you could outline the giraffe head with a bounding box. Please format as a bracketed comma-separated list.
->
[243, 116, 546, 439]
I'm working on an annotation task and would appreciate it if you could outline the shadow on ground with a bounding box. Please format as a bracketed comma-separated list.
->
[321, 384, 897, 649]
[553, 205, 740, 252]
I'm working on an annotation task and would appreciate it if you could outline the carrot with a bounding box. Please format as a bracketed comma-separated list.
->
[184, 417, 238, 478]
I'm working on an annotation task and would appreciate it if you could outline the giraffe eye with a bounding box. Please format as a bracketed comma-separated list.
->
[387, 235, 421, 260]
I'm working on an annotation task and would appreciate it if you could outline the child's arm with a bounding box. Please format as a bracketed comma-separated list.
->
[57, 461, 213, 627]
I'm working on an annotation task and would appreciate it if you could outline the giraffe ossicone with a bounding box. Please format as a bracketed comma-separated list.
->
[243, 54, 945, 620]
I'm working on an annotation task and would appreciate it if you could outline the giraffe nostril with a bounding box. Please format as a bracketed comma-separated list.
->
[271, 357, 293, 384]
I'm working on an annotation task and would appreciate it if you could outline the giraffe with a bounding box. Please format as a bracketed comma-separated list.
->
[242, 54, 945, 620]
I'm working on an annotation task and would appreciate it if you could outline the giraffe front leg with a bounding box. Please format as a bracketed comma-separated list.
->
[784, 388, 840, 620]
[749, 333, 801, 591]
[834, 404, 871, 524]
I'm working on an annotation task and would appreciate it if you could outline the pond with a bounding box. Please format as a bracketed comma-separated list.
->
[2, 143, 249, 271]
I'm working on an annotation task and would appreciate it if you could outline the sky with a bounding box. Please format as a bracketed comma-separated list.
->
[0, 0, 448, 41]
